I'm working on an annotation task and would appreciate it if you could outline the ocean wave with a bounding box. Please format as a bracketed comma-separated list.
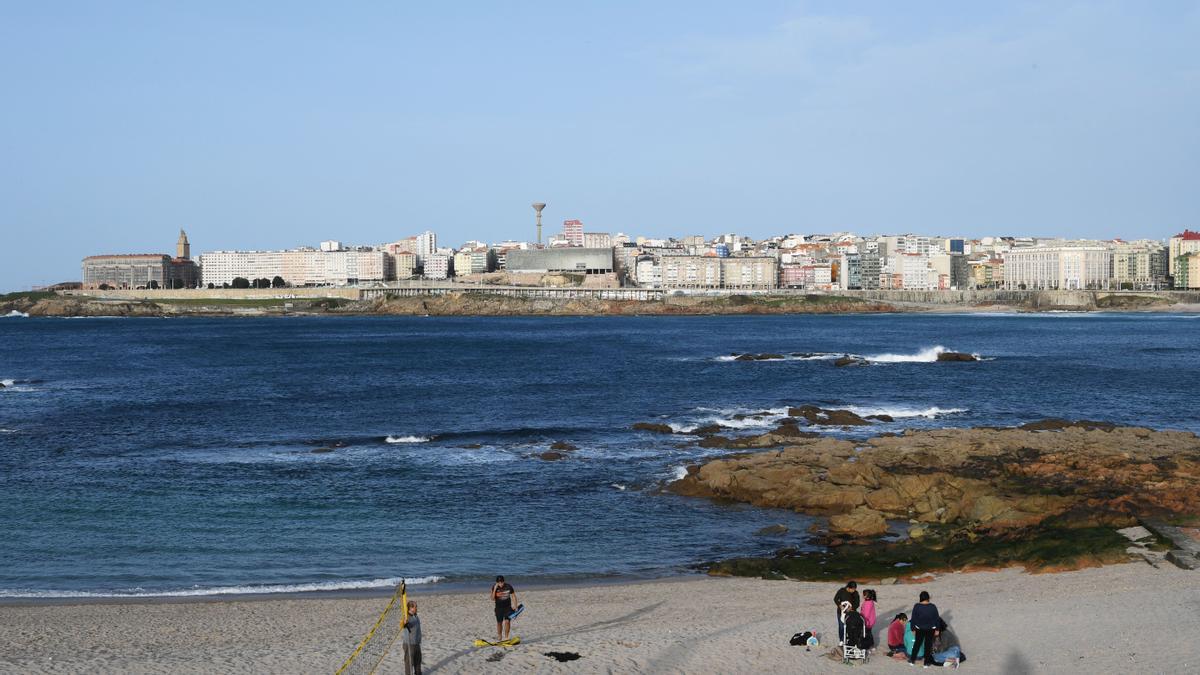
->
[715, 353, 843, 362]
[3, 310, 29, 318]
[385, 435, 432, 444]
[669, 465, 689, 481]
[0, 575, 444, 599]
[844, 405, 968, 419]
[863, 345, 951, 362]
[0, 379, 12, 388]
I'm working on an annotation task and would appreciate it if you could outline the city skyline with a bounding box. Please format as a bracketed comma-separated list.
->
[3, 2, 1199, 290]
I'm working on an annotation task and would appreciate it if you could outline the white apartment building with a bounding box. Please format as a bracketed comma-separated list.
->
[198, 251, 285, 286]
[198, 248, 387, 286]
[1003, 246, 1113, 290]
[583, 232, 612, 249]
[415, 231, 437, 263]
[423, 253, 451, 279]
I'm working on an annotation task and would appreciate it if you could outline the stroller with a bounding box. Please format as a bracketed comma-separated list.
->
[842, 607, 870, 664]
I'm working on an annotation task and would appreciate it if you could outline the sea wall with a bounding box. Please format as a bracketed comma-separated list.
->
[837, 289, 1200, 309]
[60, 287, 361, 301]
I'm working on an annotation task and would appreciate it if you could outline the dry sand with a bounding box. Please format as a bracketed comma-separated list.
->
[2, 562, 1197, 674]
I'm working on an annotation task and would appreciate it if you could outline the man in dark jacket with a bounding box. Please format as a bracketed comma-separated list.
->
[909, 591, 941, 667]
[833, 581, 859, 645]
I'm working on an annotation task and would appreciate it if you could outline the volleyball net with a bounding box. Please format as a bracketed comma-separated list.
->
[335, 580, 408, 675]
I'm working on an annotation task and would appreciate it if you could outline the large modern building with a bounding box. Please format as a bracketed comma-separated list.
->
[197, 248, 387, 286]
[505, 248, 614, 274]
[1003, 246, 1113, 290]
[82, 230, 199, 289]
[652, 255, 777, 290]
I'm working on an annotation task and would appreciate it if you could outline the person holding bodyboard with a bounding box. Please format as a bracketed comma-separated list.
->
[490, 575, 521, 643]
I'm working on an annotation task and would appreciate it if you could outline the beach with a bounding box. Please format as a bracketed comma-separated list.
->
[3, 562, 1197, 674]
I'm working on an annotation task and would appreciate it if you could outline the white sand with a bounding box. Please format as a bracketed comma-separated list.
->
[2, 562, 1197, 674]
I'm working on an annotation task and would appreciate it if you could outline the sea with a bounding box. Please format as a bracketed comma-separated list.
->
[1, 313, 1198, 599]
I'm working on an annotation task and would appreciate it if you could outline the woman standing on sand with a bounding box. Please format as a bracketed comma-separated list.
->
[909, 591, 941, 667]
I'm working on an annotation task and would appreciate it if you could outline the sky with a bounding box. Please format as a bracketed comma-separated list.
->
[1, 1, 1198, 290]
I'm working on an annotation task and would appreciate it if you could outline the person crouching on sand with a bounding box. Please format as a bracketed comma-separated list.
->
[886, 613, 908, 658]
[402, 601, 422, 675]
[491, 575, 518, 641]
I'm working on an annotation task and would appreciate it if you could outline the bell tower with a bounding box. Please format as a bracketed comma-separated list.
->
[177, 229, 190, 260]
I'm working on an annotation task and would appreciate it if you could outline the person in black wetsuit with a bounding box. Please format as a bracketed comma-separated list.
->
[490, 575, 519, 641]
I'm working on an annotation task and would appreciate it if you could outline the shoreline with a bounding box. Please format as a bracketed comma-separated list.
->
[3, 563, 1197, 673]
[6, 289, 1200, 318]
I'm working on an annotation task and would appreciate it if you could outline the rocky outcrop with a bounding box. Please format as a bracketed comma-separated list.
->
[936, 352, 978, 362]
[549, 441, 578, 451]
[787, 405, 871, 426]
[732, 353, 786, 361]
[834, 357, 866, 367]
[671, 425, 1200, 537]
[632, 422, 674, 434]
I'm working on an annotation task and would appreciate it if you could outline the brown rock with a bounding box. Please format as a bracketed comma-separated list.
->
[549, 441, 577, 451]
[829, 507, 889, 537]
[632, 422, 674, 434]
[538, 451, 567, 461]
[834, 357, 864, 367]
[936, 352, 978, 362]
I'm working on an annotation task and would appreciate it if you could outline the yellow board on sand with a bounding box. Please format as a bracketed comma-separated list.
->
[473, 636, 521, 648]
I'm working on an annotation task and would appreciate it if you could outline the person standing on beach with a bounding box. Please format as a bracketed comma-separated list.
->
[860, 589, 878, 650]
[402, 601, 422, 675]
[490, 575, 518, 641]
[909, 590, 941, 668]
[833, 580, 859, 645]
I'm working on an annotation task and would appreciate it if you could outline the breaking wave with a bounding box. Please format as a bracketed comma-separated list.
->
[385, 435, 432, 444]
[3, 310, 29, 318]
[863, 345, 950, 362]
[0, 576, 445, 599]
[844, 405, 969, 419]
[715, 352, 843, 362]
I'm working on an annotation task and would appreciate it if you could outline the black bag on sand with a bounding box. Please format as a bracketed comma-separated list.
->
[790, 631, 814, 646]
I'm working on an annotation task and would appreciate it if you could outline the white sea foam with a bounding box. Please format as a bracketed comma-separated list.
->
[845, 405, 968, 419]
[670, 465, 689, 481]
[611, 483, 628, 491]
[716, 353, 842, 362]
[3, 310, 29, 318]
[863, 345, 949, 362]
[385, 435, 431, 444]
[0, 379, 14, 388]
[0, 576, 444, 599]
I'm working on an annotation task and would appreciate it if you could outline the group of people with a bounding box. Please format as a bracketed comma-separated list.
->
[393, 574, 520, 675]
[834, 580, 964, 668]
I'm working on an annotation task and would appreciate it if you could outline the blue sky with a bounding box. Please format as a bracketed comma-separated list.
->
[2, 1, 1198, 290]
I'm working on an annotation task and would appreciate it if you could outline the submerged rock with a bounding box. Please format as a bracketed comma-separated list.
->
[549, 441, 578, 451]
[834, 357, 866, 367]
[754, 524, 789, 536]
[538, 451, 568, 461]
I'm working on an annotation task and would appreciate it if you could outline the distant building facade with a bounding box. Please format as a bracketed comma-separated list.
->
[505, 248, 614, 274]
[1169, 230, 1200, 280]
[82, 254, 199, 289]
[82, 229, 199, 289]
[561, 220, 584, 247]
[1003, 246, 1113, 290]
[197, 248, 386, 286]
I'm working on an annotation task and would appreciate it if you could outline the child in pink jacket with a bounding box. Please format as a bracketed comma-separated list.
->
[860, 589, 878, 650]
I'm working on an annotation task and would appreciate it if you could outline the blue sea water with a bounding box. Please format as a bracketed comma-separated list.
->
[1, 313, 1197, 598]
